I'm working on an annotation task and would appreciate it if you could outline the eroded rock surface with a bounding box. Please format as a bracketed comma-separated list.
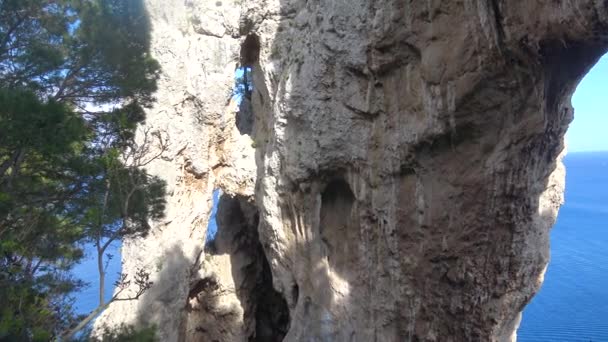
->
[185, 194, 288, 342]
[94, 0, 258, 340]
[97, 1, 608, 341]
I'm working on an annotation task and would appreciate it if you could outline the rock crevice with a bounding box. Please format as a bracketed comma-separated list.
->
[186, 194, 289, 342]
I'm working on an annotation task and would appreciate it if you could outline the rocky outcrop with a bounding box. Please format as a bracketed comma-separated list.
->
[93, 0, 258, 340]
[96, 1, 608, 341]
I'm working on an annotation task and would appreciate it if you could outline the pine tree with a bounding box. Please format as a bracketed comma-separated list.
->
[0, 1, 165, 340]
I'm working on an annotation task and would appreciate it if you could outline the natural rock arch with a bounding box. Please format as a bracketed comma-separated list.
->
[95, 1, 608, 341]
[251, 2, 608, 341]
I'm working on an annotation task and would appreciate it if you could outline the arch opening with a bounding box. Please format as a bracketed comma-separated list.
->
[234, 34, 260, 135]
[204, 188, 221, 252]
[192, 192, 289, 341]
[518, 53, 608, 341]
[234, 66, 254, 135]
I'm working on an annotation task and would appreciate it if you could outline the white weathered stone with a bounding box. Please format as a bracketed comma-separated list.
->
[94, 1, 256, 340]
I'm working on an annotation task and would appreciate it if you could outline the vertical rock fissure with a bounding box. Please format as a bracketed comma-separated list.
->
[204, 189, 221, 252]
[235, 66, 254, 135]
[187, 193, 289, 341]
[236, 34, 260, 135]
[251, 241, 290, 342]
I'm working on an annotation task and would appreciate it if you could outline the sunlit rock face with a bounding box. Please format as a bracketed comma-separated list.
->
[96, 1, 608, 341]
[93, 0, 259, 340]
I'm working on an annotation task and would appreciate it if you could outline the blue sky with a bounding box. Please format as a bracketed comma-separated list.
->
[567, 54, 608, 152]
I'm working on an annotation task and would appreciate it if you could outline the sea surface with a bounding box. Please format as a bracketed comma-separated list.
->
[72, 190, 222, 317]
[72, 241, 121, 315]
[519, 151, 608, 341]
[73, 153, 608, 340]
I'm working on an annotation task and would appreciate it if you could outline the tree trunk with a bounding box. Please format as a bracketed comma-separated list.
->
[97, 245, 105, 307]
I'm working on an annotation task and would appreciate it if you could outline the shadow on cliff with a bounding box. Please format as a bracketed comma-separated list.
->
[131, 244, 190, 340]
[243, 2, 362, 339]
[189, 192, 290, 342]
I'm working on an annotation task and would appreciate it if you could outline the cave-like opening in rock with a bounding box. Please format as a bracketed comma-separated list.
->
[198, 192, 290, 341]
[518, 53, 608, 341]
[218, 194, 289, 341]
[320, 178, 357, 272]
[240, 34, 260, 67]
[252, 242, 290, 342]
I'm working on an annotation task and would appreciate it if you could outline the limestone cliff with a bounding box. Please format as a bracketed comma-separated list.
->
[96, 1, 608, 341]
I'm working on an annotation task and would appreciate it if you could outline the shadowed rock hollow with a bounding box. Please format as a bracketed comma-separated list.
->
[95, 1, 608, 341]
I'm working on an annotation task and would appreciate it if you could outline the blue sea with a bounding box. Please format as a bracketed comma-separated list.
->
[519, 151, 608, 341]
[72, 241, 121, 315]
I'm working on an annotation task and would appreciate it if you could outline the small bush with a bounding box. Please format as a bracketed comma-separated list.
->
[83, 324, 158, 342]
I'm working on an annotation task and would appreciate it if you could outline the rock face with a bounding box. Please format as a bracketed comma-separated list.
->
[96, 1, 608, 341]
[94, 0, 260, 340]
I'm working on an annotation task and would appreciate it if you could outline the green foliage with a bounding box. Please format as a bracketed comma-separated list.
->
[94, 324, 158, 342]
[0, 0, 160, 105]
[0, 0, 164, 340]
[71, 324, 158, 342]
